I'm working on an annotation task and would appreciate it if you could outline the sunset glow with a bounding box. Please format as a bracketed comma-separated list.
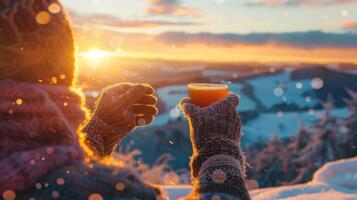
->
[80, 49, 114, 60]
[62, 0, 357, 65]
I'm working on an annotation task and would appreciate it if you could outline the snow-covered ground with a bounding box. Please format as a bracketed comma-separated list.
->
[156, 70, 320, 123]
[243, 108, 348, 141]
[163, 157, 357, 200]
[246, 70, 319, 108]
[154, 70, 349, 141]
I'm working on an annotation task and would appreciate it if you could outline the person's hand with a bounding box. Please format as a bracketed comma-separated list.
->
[94, 83, 158, 131]
[180, 93, 245, 178]
[180, 93, 241, 149]
[84, 83, 158, 156]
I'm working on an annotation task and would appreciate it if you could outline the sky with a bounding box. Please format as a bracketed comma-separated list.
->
[61, 0, 357, 64]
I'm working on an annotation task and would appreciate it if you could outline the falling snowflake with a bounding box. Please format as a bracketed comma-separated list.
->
[311, 77, 324, 90]
[274, 87, 284, 96]
[277, 111, 284, 118]
[308, 108, 315, 115]
[35, 183, 42, 190]
[305, 96, 311, 103]
[296, 82, 303, 90]
[48, 3, 62, 14]
[170, 107, 181, 119]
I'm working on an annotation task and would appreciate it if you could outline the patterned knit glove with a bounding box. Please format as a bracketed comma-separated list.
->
[181, 93, 244, 175]
[83, 83, 158, 157]
[181, 93, 251, 200]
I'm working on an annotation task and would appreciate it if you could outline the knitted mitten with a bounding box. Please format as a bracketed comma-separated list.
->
[83, 83, 158, 157]
[181, 94, 251, 200]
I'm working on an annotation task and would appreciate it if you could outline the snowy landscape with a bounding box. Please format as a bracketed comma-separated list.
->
[3, 0, 357, 199]
[164, 157, 357, 199]
[76, 51, 357, 199]
[97, 65, 357, 199]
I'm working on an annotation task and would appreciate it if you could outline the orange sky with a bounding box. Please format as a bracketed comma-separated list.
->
[58, 0, 357, 65]
[74, 27, 357, 65]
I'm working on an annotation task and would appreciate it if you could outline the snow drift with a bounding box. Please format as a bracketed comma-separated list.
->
[163, 157, 357, 200]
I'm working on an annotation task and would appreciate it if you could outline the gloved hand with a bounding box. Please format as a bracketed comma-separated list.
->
[181, 93, 250, 200]
[84, 83, 158, 157]
[180, 93, 245, 177]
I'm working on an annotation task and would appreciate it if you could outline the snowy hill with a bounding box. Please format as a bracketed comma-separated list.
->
[154, 68, 355, 142]
[163, 157, 357, 200]
[121, 67, 356, 170]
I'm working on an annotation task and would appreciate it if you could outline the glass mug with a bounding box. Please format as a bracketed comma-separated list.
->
[188, 83, 229, 107]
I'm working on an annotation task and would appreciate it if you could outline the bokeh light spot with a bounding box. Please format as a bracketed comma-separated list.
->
[56, 178, 65, 185]
[115, 182, 125, 191]
[36, 11, 51, 25]
[277, 111, 284, 118]
[274, 87, 284, 96]
[311, 77, 324, 90]
[16, 98, 23, 105]
[51, 191, 60, 198]
[48, 3, 62, 14]
[296, 82, 303, 89]
[88, 193, 103, 200]
[2, 190, 16, 200]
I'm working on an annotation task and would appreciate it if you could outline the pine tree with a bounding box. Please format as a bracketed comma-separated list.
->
[290, 98, 343, 184]
[344, 89, 357, 157]
[284, 123, 312, 183]
[289, 122, 311, 151]
[252, 136, 290, 187]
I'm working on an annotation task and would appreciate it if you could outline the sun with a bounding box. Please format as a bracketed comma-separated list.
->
[80, 49, 112, 60]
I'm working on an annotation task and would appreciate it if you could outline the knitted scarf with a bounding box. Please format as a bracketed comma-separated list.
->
[0, 80, 88, 192]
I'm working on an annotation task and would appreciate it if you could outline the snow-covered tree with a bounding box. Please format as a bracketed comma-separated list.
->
[289, 122, 311, 151]
[290, 98, 344, 184]
[252, 136, 290, 187]
[344, 89, 357, 157]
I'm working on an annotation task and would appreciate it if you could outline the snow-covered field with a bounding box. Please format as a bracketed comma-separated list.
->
[154, 70, 349, 141]
[243, 108, 348, 141]
[163, 157, 357, 200]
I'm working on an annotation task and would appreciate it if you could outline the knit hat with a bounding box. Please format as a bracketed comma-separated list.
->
[0, 0, 75, 86]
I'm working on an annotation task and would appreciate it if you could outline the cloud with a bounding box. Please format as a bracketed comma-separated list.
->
[342, 20, 357, 31]
[146, 0, 201, 17]
[156, 31, 357, 49]
[69, 11, 202, 29]
[246, 0, 357, 7]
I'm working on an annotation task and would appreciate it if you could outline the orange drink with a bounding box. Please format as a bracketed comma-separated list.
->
[188, 83, 228, 107]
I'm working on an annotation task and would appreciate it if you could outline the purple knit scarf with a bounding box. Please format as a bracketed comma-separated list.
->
[0, 80, 87, 192]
